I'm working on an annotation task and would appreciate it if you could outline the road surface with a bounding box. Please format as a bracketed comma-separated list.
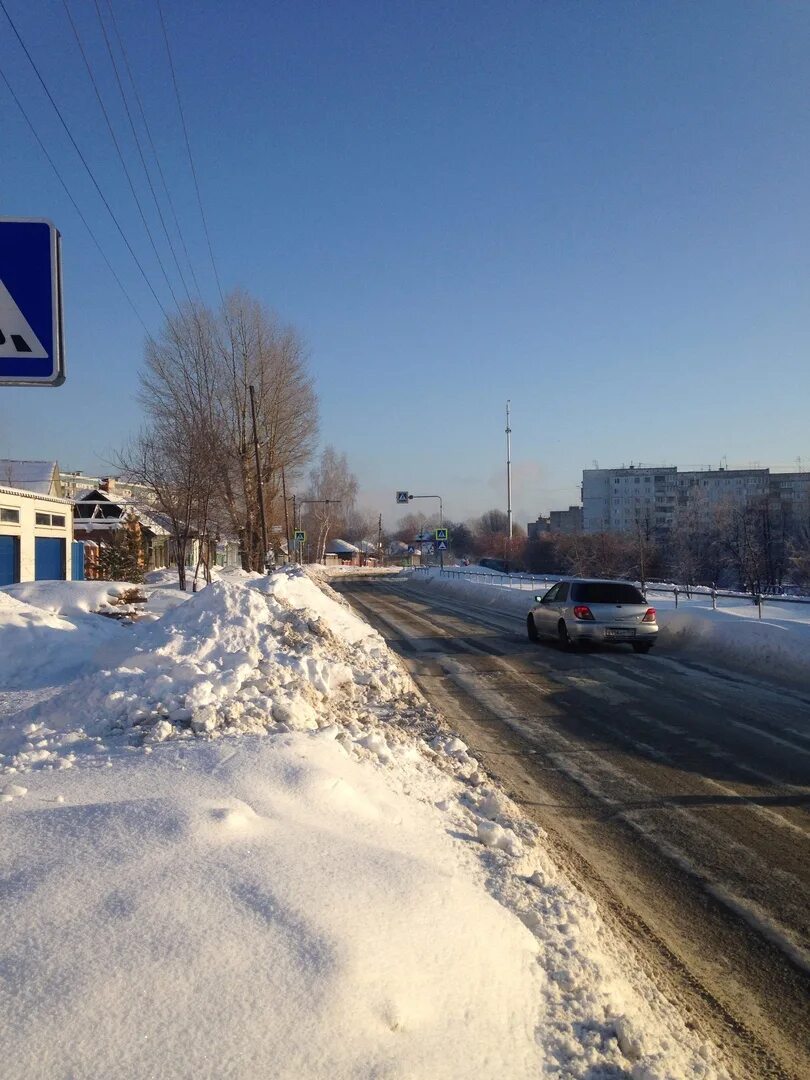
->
[333, 574, 810, 1080]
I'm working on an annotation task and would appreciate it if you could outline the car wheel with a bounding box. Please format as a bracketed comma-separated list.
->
[527, 614, 539, 642]
[632, 641, 653, 654]
[558, 620, 576, 650]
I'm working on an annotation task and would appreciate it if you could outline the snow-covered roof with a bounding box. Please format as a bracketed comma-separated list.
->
[356, 540, 378, 554]
[0, 459, 59, 495]
[325, 538, 360, 554]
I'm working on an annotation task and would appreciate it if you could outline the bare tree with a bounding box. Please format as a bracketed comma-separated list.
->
[128, 292, 318, 578]
[301, 447, 358, 562]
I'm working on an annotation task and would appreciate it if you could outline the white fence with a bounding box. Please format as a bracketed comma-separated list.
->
[411, 567, 810, 619]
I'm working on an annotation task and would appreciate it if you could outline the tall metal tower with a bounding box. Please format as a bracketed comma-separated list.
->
[506, 400, 513, 539]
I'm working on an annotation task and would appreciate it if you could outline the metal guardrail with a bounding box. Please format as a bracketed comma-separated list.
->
[411, 566, 810, 619]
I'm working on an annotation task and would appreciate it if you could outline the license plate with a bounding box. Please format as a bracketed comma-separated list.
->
[605, 628, 635, 640]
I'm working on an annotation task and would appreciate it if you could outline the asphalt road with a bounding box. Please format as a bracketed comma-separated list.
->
[333, 574, 810, 1080]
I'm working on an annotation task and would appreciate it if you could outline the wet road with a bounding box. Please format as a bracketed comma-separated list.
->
[334, 575, 810, 1080]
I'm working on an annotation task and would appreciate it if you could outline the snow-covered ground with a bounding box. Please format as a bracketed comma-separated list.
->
[408, 568, 810, 688]
[0, 570, 728, 1078]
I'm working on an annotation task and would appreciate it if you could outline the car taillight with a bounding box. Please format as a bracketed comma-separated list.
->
[573, 606, 594, 621]
[642, 608, 656, 623]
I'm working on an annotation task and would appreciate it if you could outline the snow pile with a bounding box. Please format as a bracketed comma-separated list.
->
[0, 589, 117, 692]
[0, 569, 409, 769]
[0, 568, 729, 1079]
[0, 736, 544, 1080]
[655, 603, 810, 685]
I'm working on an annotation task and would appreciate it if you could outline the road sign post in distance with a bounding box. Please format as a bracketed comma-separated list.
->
[294, 530, 306, 544]
[0, 219, 65, 386]
[435, 528, 448, 543]
[396, 491, 410, 504]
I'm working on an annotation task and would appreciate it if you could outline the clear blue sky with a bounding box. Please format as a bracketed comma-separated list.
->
[2, 0, 808, 525]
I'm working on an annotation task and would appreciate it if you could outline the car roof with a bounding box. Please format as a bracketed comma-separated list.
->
[553, 577, 639, 586]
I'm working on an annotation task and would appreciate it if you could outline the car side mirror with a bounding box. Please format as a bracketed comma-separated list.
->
[535, 595, 544, 602]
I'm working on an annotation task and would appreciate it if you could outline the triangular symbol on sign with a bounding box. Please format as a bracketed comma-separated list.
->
[0, 279, 48, 359]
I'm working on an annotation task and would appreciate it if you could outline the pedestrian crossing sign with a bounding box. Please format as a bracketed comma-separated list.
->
[0, 219, 64, 386]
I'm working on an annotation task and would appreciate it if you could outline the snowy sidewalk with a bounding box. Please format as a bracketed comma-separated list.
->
[0, 570, 726, 1079]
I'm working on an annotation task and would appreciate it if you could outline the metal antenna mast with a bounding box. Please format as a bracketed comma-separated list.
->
[506, 400, 513, 539]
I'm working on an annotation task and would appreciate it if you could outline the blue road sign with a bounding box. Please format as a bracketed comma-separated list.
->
[435, 528, 448, 542]
[437, 540, 448, 551]
[0, 219, 65, 386]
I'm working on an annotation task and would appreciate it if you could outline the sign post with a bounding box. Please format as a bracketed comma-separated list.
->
[0, 219, 65, 386]
[294, 530, 306, 563]
[435, 528, 449, 570]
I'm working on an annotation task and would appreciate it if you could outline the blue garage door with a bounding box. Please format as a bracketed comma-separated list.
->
[0, 535, 20, 586]
[35, 537, 66, 581]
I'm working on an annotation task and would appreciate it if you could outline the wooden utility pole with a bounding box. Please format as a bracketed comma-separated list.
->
[248, 384, 269, 571]
[281, 467, 291, 564]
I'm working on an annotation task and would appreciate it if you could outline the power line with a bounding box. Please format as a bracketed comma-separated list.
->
[92, 0, 194, 307]
[103, 0, 204, 298]
[0, 63, 149, 331]
[60, 0, 181, 316]
[0, 0, 167, 321]
[157, 0, 225, 306]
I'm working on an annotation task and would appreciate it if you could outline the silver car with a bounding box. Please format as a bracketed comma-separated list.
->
[527, 578, 658, 652]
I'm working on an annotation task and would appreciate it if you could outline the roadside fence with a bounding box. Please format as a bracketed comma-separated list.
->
[411, 566, 810, 619]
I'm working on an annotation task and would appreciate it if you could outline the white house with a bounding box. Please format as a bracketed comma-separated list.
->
[0, 482, 75, 585]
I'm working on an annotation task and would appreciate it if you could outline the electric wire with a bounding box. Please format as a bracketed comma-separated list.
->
[60, 0, 182, 316]
[103, 0, 204, 299]
[0, 63, 149, 331]
[92, 0, 194, 307]
[0, 0, 167, 321]
[156, 0, 225, 305]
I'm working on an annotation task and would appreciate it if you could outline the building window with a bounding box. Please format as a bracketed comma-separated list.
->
[0, 507, 20, 523]
[35, 512, 66, 527]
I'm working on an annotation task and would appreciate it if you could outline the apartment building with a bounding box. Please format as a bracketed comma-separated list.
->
[582, 465, 804, 535]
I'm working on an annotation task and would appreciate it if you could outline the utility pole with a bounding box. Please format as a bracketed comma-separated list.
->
[248, 384, 269, 572]
[506, 399, 513, 540]
[377, 513, 383, 564]
[281, 467, 291, 564]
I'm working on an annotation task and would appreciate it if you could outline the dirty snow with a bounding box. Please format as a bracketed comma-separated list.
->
[0, 568, 728, 1079]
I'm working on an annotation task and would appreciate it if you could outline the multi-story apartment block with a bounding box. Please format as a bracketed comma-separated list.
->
[582, 464, 805, 535]
[549, 505, 583, 534]
[583, 466, 678, 533]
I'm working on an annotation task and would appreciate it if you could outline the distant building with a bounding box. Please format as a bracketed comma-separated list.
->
[549, 506, 583, 535]
[60, 471, 156, 505]
[581, 464, 806, 535]
[526, 516, 550, 542]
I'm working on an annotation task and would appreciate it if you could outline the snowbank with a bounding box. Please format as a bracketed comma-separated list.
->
[0, 568, 727, 1079]
[0, 590, 119, 692]
[405, 571, 810, 687]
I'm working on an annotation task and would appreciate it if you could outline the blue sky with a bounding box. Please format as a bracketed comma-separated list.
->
[1, 0, 808, 524]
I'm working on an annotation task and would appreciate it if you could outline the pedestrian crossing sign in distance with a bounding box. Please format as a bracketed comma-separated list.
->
[0, 219, 65, 386]
[435, 527, 448, 542]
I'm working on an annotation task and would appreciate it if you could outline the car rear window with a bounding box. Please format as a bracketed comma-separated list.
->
[571, 583, 645, 604]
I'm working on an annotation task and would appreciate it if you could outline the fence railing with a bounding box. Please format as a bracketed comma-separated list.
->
[411, 566, 810, 619]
